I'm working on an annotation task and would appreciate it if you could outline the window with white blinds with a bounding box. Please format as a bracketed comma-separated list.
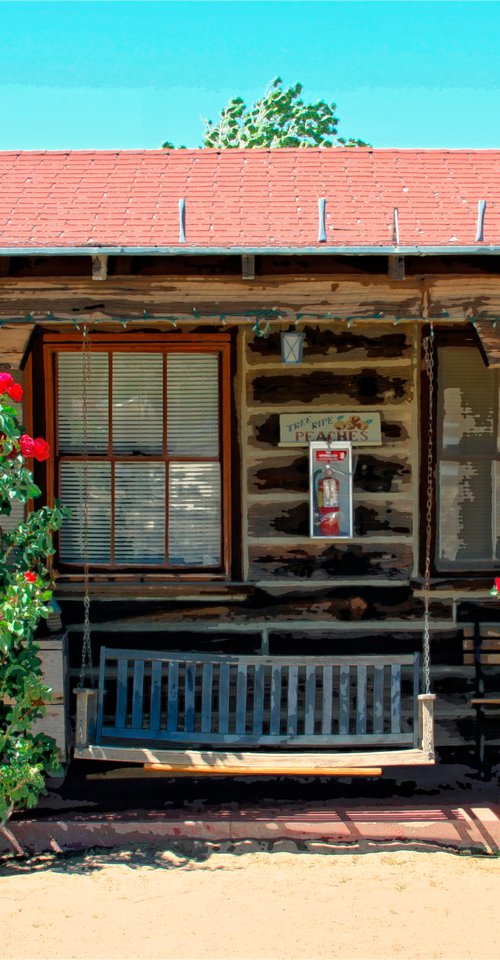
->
[55, 344, 228, 570]
[436, 345, 500, 570]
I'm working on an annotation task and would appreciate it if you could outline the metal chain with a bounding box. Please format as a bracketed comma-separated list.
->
[78, 323, 94, 689]
[422, 323, 435, 698]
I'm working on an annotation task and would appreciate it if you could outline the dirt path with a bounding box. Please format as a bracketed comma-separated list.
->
[1, 845, 499, 960]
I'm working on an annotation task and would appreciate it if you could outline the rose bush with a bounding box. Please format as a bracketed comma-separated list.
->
[0, 373, 68, 828]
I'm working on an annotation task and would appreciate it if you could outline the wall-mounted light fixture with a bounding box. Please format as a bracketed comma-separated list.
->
[281, 330, 304, 365]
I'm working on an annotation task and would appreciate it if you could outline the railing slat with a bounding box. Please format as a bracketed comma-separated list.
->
[167, 661, 179, 732]
[391, 665, 402, 734]
[270, 665, 282, 736]
[149, 660, 162, 733]
[252, 663, 265, 735]
[304, 665, 316, 736]
[287, 665, 298, 736]
[184, 662, 196, 733]
[339, 665, 350, 735]
[236, 662, 248, 735]
[131, 659, 145, 730]
[201, 661, 213, 734]
[356, 665, 367, 735]
[322, 665, 333, 735]
[116, 658, 129, 729]
[219, 662, 230, 734]
[373, 665, 385, 735]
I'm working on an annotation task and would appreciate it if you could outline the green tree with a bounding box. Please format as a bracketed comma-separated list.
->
[0, 372, 68, 829]
[162, 77, 368, 149]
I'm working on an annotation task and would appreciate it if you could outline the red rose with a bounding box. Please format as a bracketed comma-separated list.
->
[0, 372, 14, 394]
[24, 571, 37, 583]
[7, 382, 23, 402]
[19, 434, 35, 457]
[33, 438, 50, 462]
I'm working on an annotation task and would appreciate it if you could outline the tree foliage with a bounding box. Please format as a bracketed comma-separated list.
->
[0, 373, 69, 828]
[162, 77, 368, 150]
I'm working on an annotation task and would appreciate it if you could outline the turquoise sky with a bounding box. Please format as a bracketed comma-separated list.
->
[1, 0, 500, 150]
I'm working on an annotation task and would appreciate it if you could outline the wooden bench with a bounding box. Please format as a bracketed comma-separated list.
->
[74, 648, 436, 774]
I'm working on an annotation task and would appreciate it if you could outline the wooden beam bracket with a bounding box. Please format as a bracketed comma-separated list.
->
[91, 255, 108, 281]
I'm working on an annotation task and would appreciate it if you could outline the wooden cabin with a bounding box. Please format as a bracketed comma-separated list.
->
[0, 148, 499, 776]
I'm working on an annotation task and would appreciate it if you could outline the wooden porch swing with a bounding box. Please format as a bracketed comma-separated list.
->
[73, 324, 437, 777]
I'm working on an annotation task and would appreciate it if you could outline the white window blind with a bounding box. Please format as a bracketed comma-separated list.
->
[56, 347, 223, 569]
[437, 346, 500, 568]
[113, 354, 163, 455]
[169, 463, 221, 566]
[58, 354, 109, 454]
[59, 462, 111, 563]
[115, 463, 166, 564]
[167, 354, 219, 456]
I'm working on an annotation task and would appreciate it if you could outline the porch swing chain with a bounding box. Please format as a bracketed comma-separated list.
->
[77, 323, 94, 689]
[422, 322, 435, 700]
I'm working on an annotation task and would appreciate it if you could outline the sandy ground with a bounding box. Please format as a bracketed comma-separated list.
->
[0, 844, 499, 960]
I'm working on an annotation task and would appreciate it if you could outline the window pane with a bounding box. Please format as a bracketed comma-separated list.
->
[115, 463, 166, 563]
[58, 354, 109, 454]
[438, 460, 493, 564]
[60, 462, 111, 563]
[438, 347, 495, 456]
[167, 354, 219, 456]
[113, 354, 163, 454]
[168, 463, 221, 566]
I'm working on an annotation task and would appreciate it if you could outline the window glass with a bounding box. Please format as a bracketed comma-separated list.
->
[436, 345, 499, 569]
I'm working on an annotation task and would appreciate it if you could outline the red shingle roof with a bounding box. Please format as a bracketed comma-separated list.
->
[0, 148, 499, 253]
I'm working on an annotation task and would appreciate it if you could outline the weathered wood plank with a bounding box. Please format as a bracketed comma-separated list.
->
[247, 327, 413, 365]
[248, 452, 411, 495]
[287, 665, 299, 736]
[248, 542, 413, 581]
[116, 658, 129, 729]
[201, 662, 213, 734]
[391, 665, 402, 734]
[236, 662, 248, 735]
[249, 368, 413, 408]
[339, 665, 350, 735]
[167, 661, 179, 732]
[184, 662, 196, 733]
[76, 745, 434, 767]
[149, 660, 162, 734]
[322, 665, 333, 735]
[131, 659, 144, 730]
[373, 665, 385, 735]
[218, 662, 230, 734]
[356, 665, 368, 735]
[248, 500, 413, 539]
[270, 664, 282, 735]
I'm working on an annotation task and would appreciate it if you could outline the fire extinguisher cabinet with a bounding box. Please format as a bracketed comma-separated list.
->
[309, 441, 353, 539]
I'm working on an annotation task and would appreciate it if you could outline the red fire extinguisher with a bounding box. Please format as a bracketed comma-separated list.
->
[317, 464, 340, 536]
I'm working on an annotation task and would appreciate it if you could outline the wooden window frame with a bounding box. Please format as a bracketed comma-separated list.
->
[43, 332, 233, 581]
